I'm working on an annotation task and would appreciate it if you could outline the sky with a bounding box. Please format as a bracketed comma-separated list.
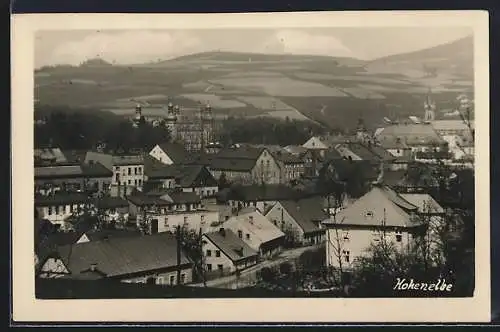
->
[35, 27, 473, 68]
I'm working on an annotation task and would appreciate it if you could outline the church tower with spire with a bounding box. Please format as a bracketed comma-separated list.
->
[424, 88, 436, 123]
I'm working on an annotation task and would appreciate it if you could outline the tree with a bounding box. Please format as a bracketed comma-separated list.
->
[175, 226, 206, 286]
[218, 172, 229, 189]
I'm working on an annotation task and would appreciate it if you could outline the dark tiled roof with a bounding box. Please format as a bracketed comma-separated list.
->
[144, 155, 178, 179]
[84, 229, 142, 242]
[84, 152, 114, 171]
[176, 165, 218, 188]
[204, 229, 258, 262]
[168, 191, 201, 205]
[35, 165, 83, 179]
[279, 197, 328, 234]
[342, 143, 395, 162]
[126, 194, 171, 207]
[96, 196, 129, 209]
[229, 184, 302, 201]
[112, 155, 144, 166]
[56, 232, 191, 278]
[35, 193, 90, 206]
[215, 146, 265, 161]
[382, 170, 407, 187]
[158, 142, 190, 164]
[209, 158, 257, 172]
[320, 159, 379, 182]
[81, 162, 113, 178]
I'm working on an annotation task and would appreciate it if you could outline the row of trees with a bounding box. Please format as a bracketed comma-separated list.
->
[218, 116, 327, 147]
[35, 105, 171, 152]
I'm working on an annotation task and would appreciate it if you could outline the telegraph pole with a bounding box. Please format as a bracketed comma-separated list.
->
[176, 225, 182, 286]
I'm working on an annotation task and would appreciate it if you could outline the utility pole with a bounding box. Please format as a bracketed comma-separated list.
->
[176, 225, 182, 286]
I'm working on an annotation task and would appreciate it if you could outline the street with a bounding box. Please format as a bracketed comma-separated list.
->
[190, 244, 323, 288]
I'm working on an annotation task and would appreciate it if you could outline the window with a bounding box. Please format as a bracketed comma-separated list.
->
[138, 179, 142, 186]
[238, 230, 243, 238]
[69, 204, 73, 213]
[206, 250, 212, 257]
[201, 215, 205, 222]
[128, 167, 131, 175]
[164, 218, 168, 227]
[156, 276, 164, 285]
[183, 216, 188, 224]
[343, 231, 349, 241]
[134, 167, 138, 175]
[395, 230, 403, 242]
[58, 206, 64, 214]
[48, 206, 53, 216]
[217, 264, 223, 271]
[246, 234, 250, 240]
[365, 211, 374, 219]
[134, 179, 137, 186]
[169, 275, 175, 285]
[343, 250, 350, 263]
[207, 264, 212, 271]
[128, 179, 131, 185]
[215, 250, 221, 257]
[180, 274, 186, 284]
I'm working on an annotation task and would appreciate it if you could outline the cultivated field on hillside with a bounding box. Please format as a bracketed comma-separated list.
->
[35, 37, 474, 130]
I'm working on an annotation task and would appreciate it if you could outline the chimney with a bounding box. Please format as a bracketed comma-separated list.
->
[90, 263, 97, 271]
[219, 227, 226, 237]
[249, 215, 254, 224]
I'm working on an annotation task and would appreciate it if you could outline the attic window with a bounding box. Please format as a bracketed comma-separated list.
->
[365, 211, 374, 219]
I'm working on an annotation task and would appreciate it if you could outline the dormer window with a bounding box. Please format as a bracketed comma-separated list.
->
[365, 211, 374, 219]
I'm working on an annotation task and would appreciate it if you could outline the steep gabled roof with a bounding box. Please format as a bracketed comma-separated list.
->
[229, 184, 302, 201]
[157, 142, 190, 164]
[204, 230, 258, 262]
[96, 196, 129, 209]
[224, 211, 285, 250]
[322, 186, 421, 228]
[399, 193, 444, 214]
[215, 146, 265, 161]
[209, 158, 257, 172]
[277, 197, 328, 234]
[35, 193, 90, 206]
[56, 232, 191, 278]
[35, 165, 83, 179]
[81, 162, 113, 178]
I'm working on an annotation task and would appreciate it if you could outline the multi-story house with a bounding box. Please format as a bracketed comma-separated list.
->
[224, 184, 302, 215]
[144, 156, 219, 198]
[127, 190, 219, 234]
[35, 162, 113, 196]
[85, 152, 145, 197]
[265, 197, 327, 246]
[223, 209, 285, 258]
[321, 185, 442, 270]
[201, 228, 258, 279]
[34, 193, 92, 230]
[208, 146, 281, 185]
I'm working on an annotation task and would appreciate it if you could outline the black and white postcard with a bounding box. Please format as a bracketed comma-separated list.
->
[11, 11, 490, 323]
